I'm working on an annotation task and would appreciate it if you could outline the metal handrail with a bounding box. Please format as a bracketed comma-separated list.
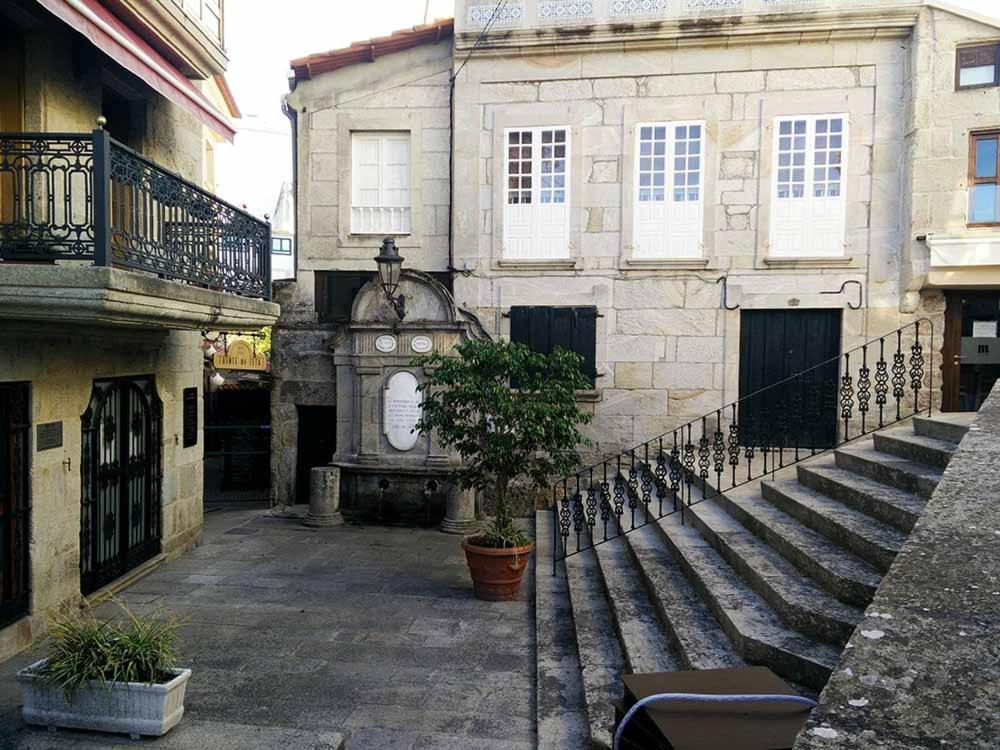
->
[552, 319, 933, 567]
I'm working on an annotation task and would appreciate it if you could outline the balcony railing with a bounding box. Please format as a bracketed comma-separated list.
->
[0, 128, 270, 300]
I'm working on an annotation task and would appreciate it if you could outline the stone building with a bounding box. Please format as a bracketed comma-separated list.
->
[0, 0, 279, 661]
[275, 0, 1000, 504]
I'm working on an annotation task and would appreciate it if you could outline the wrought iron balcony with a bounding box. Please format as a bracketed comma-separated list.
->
[0, 128, 270, 300]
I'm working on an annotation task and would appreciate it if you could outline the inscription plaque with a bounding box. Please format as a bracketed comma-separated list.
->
[182, 387, 198, 448]
[36, 421, 63, 451]
[375, 335, 397, 353]
[411, 335, 433, 353]
[384, 371, 422, 451]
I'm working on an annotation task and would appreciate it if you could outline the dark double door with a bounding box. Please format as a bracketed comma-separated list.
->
[738, 309, 842, 449]
[80, 377, 162, 595]
[0, 383, 30, 629]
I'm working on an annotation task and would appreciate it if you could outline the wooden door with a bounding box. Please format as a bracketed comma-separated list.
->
[739, 309, 842, 449]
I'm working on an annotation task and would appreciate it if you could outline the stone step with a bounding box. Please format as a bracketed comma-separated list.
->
[652, 509, 842, 690]
[714, 485, 880, 607]
[833, 441, 942, 499]
[535, 511, 593, 750]
[680, 494, 862, 645]
[623, 522, 745, 672]
[872, 428, 956, 470]
[563, 545, 625, 749]
[760, 479, 907, 573]
[912, 413, 974, 444]
[796, 457, 926, 533]
[592, 536, 681, 676]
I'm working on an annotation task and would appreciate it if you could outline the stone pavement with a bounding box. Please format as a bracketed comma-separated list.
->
[0, 508, 536, 749]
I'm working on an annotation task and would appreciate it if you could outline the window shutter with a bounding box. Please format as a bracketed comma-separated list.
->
[572, 307, 597, 387]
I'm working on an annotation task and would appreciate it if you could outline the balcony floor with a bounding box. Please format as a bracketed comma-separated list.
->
[0, 265, 279, 332]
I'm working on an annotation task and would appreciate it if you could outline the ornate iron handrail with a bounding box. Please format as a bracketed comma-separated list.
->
[0, 129, 271, 300]
[552, 319, 933, 566]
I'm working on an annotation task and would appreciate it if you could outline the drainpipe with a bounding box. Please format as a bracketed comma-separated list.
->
[281, 96, 298, 283]
[447, 72, 456, 280]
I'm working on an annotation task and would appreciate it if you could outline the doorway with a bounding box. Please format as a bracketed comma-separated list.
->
[738, 309, 842, 449]
[295, 406, 336, 504]
[80, 377, 162, 595]
[942, 291, 1000, 412]
[0, 383, 30, 630]
[204, 386, 271, 504]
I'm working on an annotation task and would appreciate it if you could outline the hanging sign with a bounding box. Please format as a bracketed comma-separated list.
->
[214, 339, 267, 371]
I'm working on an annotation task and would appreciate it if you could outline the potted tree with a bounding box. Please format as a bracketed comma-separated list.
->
[415, 339, 592, 600]
[17, 603, 190, 739]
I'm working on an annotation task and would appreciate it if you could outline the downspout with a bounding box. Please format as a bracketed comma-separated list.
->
[447, 69, 456, 278]
[281, 96, 298, 283]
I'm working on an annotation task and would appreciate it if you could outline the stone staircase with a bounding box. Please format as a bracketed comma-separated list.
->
[535, 412, 974, 749]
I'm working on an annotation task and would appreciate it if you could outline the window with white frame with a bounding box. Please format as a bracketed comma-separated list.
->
[770, 115, 848, 258]
[350, 132, 411, 234]
[504, 127, 570, 259]
[633, 121, 704, 258]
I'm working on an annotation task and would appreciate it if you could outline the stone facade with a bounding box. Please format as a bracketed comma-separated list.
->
[277, 4, 1000, 497]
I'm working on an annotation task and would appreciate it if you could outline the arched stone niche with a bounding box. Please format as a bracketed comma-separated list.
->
[330, 270, 483, 533]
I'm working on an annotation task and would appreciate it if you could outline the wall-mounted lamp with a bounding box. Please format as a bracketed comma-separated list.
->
[374, 237, 406, 320]
[209, 371, 225, 388]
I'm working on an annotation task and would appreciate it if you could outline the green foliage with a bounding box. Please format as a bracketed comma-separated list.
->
[40, 602, 182, 699]
[415, 338, 592, 548]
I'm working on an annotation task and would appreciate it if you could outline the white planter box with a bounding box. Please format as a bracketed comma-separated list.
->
[17, 659, 191, 738]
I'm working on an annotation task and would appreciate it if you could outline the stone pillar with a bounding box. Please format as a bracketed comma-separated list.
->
[441, 485, 478, 535]
[304, 466, 343, 527]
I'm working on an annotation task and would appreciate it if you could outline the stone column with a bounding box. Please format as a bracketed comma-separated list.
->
[441, 485, 478, 535]
[304, 466, 343, 527]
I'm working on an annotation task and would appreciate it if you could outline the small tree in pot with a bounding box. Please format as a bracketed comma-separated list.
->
[415, 338, 592, 600]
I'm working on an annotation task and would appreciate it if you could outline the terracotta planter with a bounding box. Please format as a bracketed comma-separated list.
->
[462, 537, 533, 601]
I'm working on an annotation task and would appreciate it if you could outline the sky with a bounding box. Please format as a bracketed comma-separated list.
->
[214, 0, 1000, 219]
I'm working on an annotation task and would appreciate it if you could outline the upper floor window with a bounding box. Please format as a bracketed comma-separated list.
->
[957, 44, 1000, 90]
[272, 237, 292, 255]
[503, 127, 570, 259]
[970, 130, 1000, 226]
[771, 115, 848, 258]
[351, 132, 410, 235]
[633, 121, 704, 259]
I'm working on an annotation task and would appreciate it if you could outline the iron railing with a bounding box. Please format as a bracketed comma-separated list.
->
[552, 319, 933, 566]
[0, 128, 270, 299]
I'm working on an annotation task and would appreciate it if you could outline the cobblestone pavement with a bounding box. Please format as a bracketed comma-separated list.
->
[0, 509, 536, 749]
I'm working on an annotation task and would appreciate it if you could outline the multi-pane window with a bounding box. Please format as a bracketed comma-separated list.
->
[970, 131, 1000, 225]
[350, 132, 411, 234]
[771, 115, 848, 258]
[271, 237, 292, 255]
[956, 44, 999, 90]
[633, 121, 704, 258]
[504, 127, 571, 259]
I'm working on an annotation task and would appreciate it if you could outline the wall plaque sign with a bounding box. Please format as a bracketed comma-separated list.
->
[384, 371, 422, 451]
[214, 339, 267, 371]
[375, 335, 397, 353]
[182, 387, 198, 448]
[410, 335, 433, 353]
[36, 421, 63, 451]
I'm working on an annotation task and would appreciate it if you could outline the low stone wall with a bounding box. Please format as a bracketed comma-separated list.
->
[795, 388, 1000, 748]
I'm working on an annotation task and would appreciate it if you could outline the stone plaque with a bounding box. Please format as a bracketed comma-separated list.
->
[36, 421, 63, 451]
[375, 335, 397, 353]
[410, 335, 433, 353]
[182, 387, 198, 448]
[384, 371, 422, 451]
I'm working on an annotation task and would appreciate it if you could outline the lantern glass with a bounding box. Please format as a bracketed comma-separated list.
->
[374, 238, 404, 297]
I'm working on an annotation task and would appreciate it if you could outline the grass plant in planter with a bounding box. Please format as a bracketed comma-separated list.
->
[415, 339, 591, 601]
[17, 603, 190, 739]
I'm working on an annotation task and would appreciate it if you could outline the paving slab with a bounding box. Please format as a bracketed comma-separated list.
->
[0, 508, 535, 749]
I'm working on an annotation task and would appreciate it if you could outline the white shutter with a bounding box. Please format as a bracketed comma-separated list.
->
[633, 121, 704, 259]
[351, 132, 411, 234]
[503, 127, 570, 259]
[771, 116, 847, 257]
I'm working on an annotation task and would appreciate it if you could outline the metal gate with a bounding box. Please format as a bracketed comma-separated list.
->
[80, 377, 162, 595]
[0, 383, 30, 629]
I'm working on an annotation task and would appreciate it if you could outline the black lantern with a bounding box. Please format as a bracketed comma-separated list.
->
[374, 237, 406, 320]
